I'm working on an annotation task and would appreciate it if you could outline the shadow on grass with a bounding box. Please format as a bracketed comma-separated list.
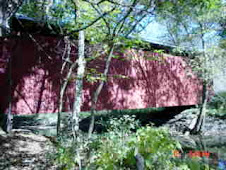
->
[12, 105, 194, 135]
[79, 105, 194, 133]
[0, 133, 51, 169]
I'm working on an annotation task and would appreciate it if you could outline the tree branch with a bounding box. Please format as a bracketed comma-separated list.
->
[65, 7, 116, 36]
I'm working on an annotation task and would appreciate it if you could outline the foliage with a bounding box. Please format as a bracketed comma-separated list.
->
[50, 133, 92, 170]
[54, 143, 76, 170]
[105, 115, 140, 134]
[208, 92, 226, 117]
[156, 0, 225, 82]
[19, 1, 47, 19]
[51, 115, 181, 169]
[121, 37, 151, 50]
[46, 112, 218, 169]
[18, 1, 76, 35]
[85, 68, 108, 83]
[131, 126, 181, 169]
[173, 157, 215, 170]
[90, 116, 139, 169]
[18, 0, 154, 42]
[91, 115, 181, 169]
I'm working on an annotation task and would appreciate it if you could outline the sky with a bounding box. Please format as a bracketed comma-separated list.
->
[140, 19, 222, 50]
[139, 20, 168, 45]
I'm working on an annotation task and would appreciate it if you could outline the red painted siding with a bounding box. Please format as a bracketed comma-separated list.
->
[0, 36, 202, 115]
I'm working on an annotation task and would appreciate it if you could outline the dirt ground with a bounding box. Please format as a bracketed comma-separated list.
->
[0, 130, 56, 170]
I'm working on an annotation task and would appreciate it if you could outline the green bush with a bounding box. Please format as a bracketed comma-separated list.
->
[51, 115, 216, 169]
[130, 126, 181, 169]
[90, 115, 140, 169]
[209, 92, 226, 109]
[92, 115, 181, 169]
[55, 144, 76, 170]
[49, 133, 91, 170]
[173, 157, 216, 170]
[208, 92, 226, 117]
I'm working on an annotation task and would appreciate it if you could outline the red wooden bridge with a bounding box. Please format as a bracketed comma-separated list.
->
[0, 36, 202, 115]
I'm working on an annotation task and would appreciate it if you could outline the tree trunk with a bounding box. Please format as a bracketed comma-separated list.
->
[72, 29, 85, 140]
[6, 54, 13, 133]
[190, 24, 208, 135]
[57, 37, 74, 136]
[0, 2, 3, 36]
[70, 1, 85, 169]
[1, 38, 19, 133]
[0, 2, 4, 130]
[0, 1, 6, 36]
[88, 44, 114, 138]
[190, 82, 208, 134]
[0, 1, 23, 36]
[57, 63, 76, 136]
[70, 30, 85, 170]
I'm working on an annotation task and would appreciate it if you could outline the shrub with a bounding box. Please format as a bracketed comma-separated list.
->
[50, 115, 201, 169]
[131, 126, 181, 169]
[173, 157, 216, 170]
[49, 133, 91, 170]
[55, 144, 76, 170]
[92, 116, 181, 169]
[208, 92, 226, 117]
[90, 115, 140, 169]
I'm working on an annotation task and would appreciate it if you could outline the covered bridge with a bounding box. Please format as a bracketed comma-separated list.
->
[0, 35, 202, 115]
[0, 14, 203, 115]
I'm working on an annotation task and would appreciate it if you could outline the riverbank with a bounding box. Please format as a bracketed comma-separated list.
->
[164, 108, 226, 136]
[163, 108, 226, 162]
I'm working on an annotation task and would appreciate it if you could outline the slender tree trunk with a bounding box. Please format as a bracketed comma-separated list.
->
[88, 44, 114, 138]
[190, 26, 208, 134]
[0, 1, 6, 36]
[1, 41, 13, 133]
[57, 37, 74, 136]
[70, 29, 85, 170]
[0, 2, 4, 130]
[0, 1, 27, 132]
[6, 55, 13, 133]
[2, 38, 19, 133]
[0, 2, 3, 36]
[57, 63, 76, 136]
[190, 82, 208, 134]
[70, 1, 86, 169]
[72, 29, 85, 140]
[0, 1, 23, 36]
